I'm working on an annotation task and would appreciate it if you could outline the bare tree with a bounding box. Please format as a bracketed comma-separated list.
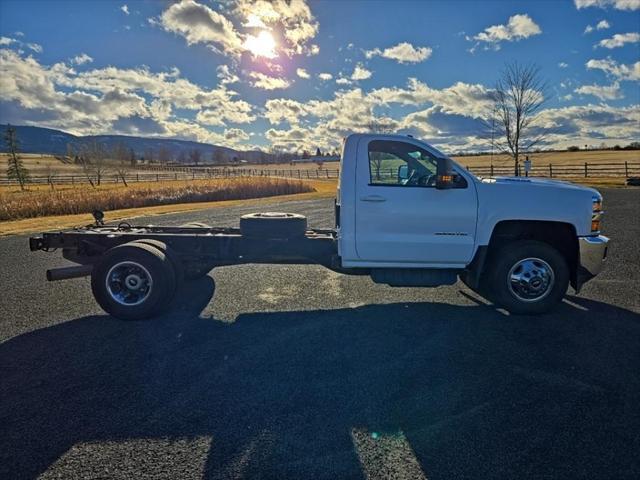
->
[65, 142, 76, 164]
[44, 163, 57, 190]
[112, 141, 130, 186]
[144, 148, 154, 164]
[129, 148, 136, 167]
[212, 148, 225, 164]
[489, 62, 548, 176]
[189, 149, 202, 166]
[366, 117, 396, 134]
[4, 125, 29, 190]
[158, 146, 172, 165]
[79, 140, 107, 186]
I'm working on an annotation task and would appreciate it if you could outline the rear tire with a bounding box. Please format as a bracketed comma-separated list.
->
[240, 212, 307, 238]
[91, 242, 176, 320]
[488, 240, 569, 315]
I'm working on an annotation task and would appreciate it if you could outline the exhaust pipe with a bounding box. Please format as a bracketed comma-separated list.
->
[46, 264, 93, 281]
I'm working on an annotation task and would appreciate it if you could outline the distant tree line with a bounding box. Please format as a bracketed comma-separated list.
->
[567, 142, 640, 152]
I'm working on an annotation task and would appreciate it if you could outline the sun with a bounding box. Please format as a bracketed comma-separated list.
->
[243, 30, 277, 59]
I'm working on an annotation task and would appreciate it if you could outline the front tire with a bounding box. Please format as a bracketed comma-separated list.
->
[488, 240, 569, 315]
[91, 242, 176, 320]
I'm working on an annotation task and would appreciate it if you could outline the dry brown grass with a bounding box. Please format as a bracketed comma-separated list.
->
[0, 177, 314, 221]
[0, 179, 337, 236]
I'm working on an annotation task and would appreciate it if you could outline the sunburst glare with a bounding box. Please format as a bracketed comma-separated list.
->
[243, 30, 277, 59]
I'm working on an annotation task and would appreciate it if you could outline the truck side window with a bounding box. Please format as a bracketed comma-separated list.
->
[368, 140, 439, 187]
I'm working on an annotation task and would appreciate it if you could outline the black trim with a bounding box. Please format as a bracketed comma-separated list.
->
[460, 246, 489, 290]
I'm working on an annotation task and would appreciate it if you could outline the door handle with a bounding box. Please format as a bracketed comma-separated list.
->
[360, 195, 386, 202]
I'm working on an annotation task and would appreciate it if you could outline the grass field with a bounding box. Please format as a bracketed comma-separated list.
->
[453, 149, 640, 168]
[0, 154, 189, 180]
[0, 177, 314, 222]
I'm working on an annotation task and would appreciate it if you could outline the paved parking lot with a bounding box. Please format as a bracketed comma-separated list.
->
[1, 188, 639, 479]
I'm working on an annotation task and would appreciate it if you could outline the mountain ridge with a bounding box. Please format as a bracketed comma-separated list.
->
[0, 124, 264, 162]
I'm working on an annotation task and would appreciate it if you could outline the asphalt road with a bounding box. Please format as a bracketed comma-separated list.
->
[1, 189, 639, 479]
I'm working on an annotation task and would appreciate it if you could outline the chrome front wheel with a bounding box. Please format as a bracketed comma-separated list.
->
[488, 240, 569, 315]
[507, 257, 555, 302]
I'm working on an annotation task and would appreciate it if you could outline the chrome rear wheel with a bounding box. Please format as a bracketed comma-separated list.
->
[106, 261, 153, 306]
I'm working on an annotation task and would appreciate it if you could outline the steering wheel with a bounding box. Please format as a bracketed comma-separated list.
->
[405, 168, 419, 185]
[417, 174, 436, 186]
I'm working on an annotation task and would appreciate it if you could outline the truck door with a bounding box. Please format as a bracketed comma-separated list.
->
[355, 138, 477, 265]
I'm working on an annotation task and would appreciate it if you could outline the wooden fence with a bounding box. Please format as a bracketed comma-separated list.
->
[466, 161, 640, 179]
[0, 168, 340, 186]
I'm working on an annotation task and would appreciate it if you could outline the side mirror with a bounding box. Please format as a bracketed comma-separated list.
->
[436, 157, 455, 190]
[397, 164, 409, 182]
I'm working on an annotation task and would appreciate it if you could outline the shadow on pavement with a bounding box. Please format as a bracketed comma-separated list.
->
[1, 277, 639, 479]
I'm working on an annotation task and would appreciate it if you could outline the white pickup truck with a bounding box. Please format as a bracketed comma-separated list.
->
[30, 133, 610, 319]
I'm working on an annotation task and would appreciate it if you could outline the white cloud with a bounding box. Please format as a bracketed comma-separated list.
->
[469, 14, 541, 50]
[216, 64, 238, 85]
[559, 62, 569, 68]
[335, 77, 352, 85]
[575, 82, 622, 100]
[264, 98, 310, 124]
[159, 0, 243, 56]
[262, 77, 639, 151]
[0, 36, 43, 53]
[296, 68, 310, 79]
[586, 57, 640, 80]
[365, 42, 432, 63]
[26, 43, 42, 53]
[0, 48, 256, 146]
[597, 32, 640, 48]
[574, 0, 640, 10]
[318, 72, 332, 81]
[585, 19, 611, 33]
[224, 127, 250, 141]
[350, 63, 372, 80]
[248, 71, 291, 90]
[71, 53, 93, 65]
[120, 4, 130, 15]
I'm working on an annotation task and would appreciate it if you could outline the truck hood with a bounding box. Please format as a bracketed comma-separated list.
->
[481, 176, 599, 195]
[475, 176, 600, 238]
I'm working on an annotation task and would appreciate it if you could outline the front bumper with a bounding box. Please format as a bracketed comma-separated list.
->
[576, 235, 609, 291]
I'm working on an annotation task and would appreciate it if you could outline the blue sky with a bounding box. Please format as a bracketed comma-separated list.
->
[0, 0, 638, 152]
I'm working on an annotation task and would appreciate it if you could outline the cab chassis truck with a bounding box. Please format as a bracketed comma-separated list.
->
[29, 134, 610, 319]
